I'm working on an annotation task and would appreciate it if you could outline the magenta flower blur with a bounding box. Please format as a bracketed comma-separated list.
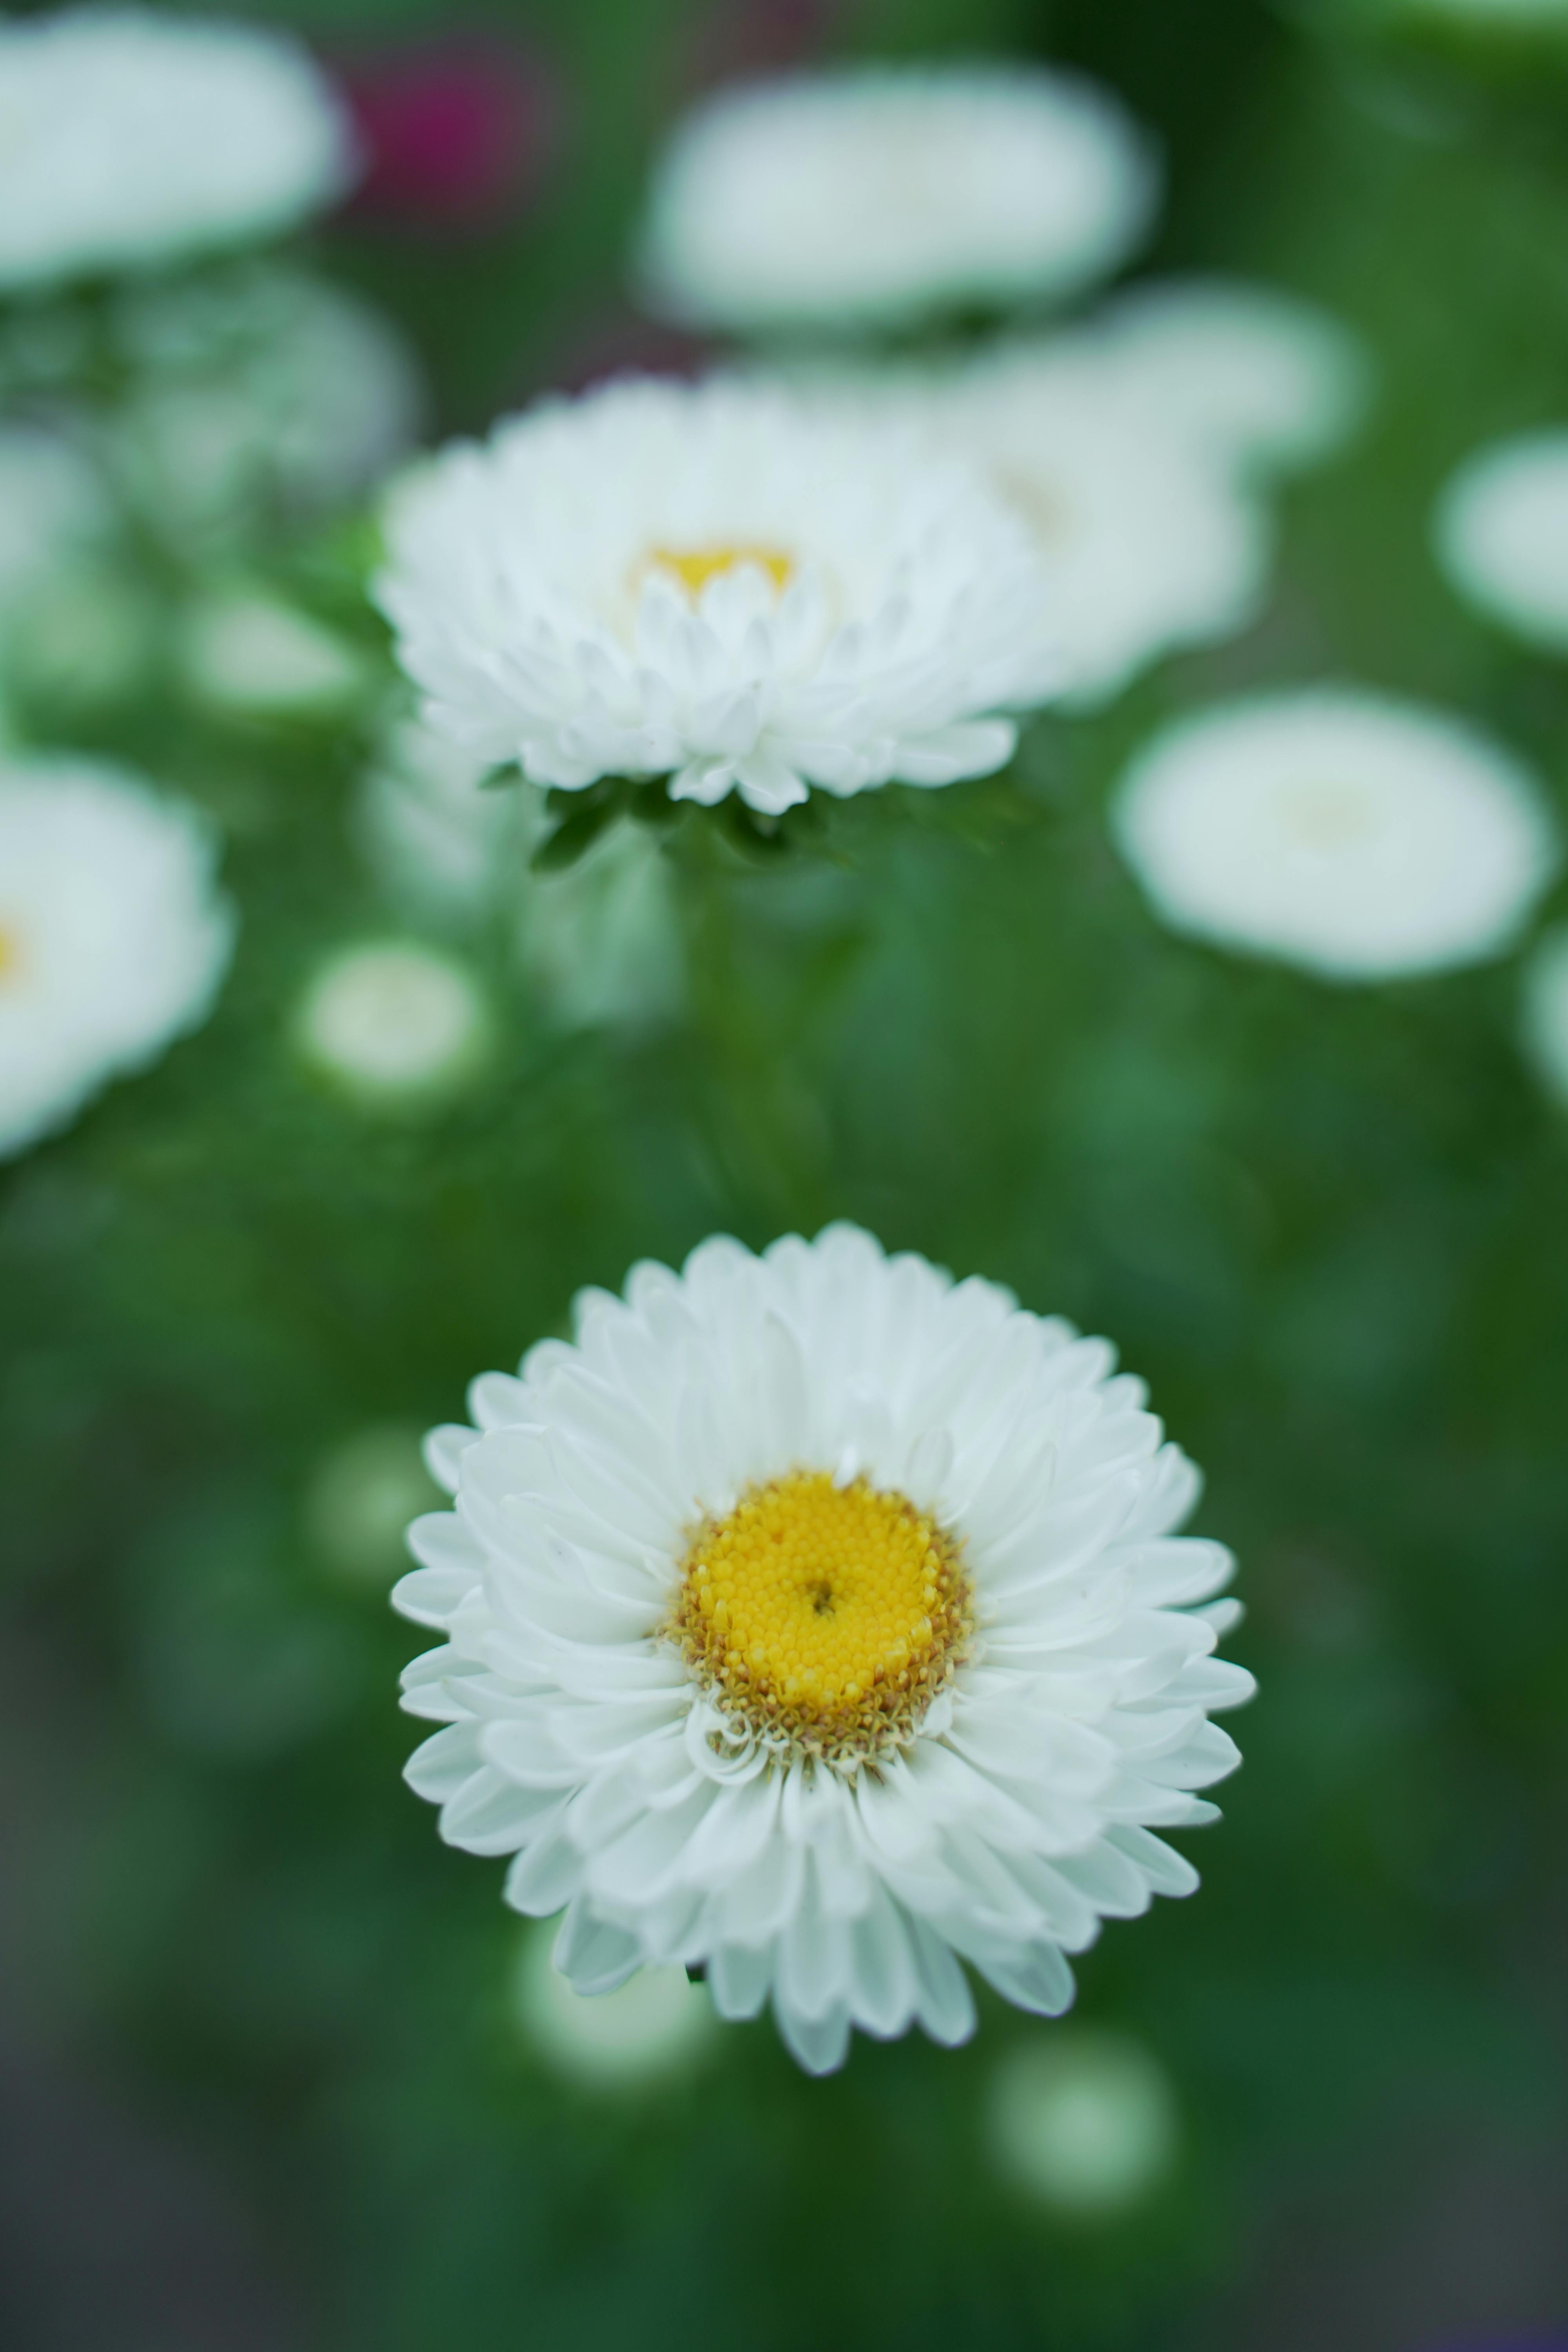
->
[339, 38, 554, 227]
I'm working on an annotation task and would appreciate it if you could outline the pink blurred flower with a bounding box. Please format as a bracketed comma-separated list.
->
[337, 36, 556, 229]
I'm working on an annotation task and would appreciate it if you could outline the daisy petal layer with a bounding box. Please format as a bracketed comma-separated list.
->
[374, 375, 1062, 816]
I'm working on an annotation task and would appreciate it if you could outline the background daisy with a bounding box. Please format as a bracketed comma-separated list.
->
[1434, 429, 1568, 652]
[0, 8, 356, 289]
[0, 755, 234, 1156]
[1111, 687, 1561, 979]
[636, 63, 1159, 335]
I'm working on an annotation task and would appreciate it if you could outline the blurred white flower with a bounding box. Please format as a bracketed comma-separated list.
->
[0, 423, 108, 614]
[1094, 276, 1371, 476]
[934, 339, 1270, 705]
[637, 64, 1159, 336]
[0, 755, 234, 1157]
[396, 1224, 1250, 2076]
[296, 940, 488, 1105]
[111, 267, 425, 543]
[1434, 430, 1568, 652]
[376, 374, 1060, 817]
[181, 592, 366, 719]
[0, 9, 356, 291]
[985, 2027, 1181, 2215]
[1520, 927, 1568, 1104]
[513, 1920, 717, 2088]
[1113, 688, 1560, 980]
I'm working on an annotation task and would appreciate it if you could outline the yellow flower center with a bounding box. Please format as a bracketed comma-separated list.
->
[646, 543, 795, 601]
[668, 1470, 973, 1763]
[0, 923, 21, 984]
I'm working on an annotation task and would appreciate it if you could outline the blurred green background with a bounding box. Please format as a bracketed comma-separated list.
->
[4, 0, 1568, 2346]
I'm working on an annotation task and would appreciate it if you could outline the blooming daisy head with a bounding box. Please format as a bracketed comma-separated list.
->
[0, 8, 356, 292]
[396, 1225, 1251, 2076]
[0, 755, 234, 1157]
[931, 338, 1270, 706]
[1112, 687, 1561, 981]
[636, 63, 1160, 337]
[374, 373, 1061, 817]
[1096, 276, 1371, 476]
[1434, 430, 1568, 653]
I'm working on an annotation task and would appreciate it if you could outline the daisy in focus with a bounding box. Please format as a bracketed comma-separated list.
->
[1112, 688, 1560, 980]
[0, 8, 355, 292]
[396, 1225, 1251, 2076]
[374, 374, 1062, 817]
[0, 756, 234, 1157]
[636, 63, 1160, 336]
[1434, 430, 1568, 653]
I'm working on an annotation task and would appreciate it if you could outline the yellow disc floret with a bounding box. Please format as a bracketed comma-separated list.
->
[667, 1469, 973, 1766]
[646, 543, 794, 601]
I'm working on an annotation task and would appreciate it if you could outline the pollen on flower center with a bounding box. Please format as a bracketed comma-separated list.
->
[646, 542, 795, 601]
[667, 1468, 973, 1762]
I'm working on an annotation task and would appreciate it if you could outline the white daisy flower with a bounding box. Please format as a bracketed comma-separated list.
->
[0, 423, 109, 615]
[0, 9, 355, 292]
[930, 339, 1270, 706]
[1112, 688, 1561, 981]
[1520, 927, 1568, 1104]
[636, 64, 1159, 335]
[1434, 430, 1568, 652]
[1095, 276, 1371, 476]
[396, 1225, 1252, 2077]
[374, 374, 1061, 817]
[0, 755, 234, 1158]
